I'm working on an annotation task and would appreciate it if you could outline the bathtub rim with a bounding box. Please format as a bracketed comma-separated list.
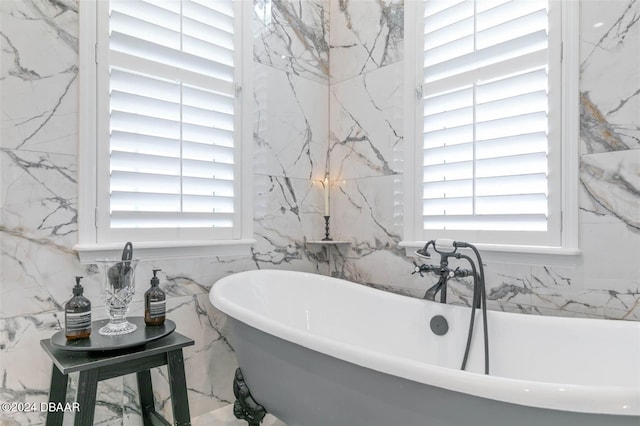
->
[210, 269, 640, 417]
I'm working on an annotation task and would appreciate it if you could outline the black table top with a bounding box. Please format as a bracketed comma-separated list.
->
[50, 317, 176, 352]
[41, 331, 194, 375]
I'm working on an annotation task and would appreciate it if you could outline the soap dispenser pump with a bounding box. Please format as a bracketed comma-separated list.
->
[65, 276, 92, 340]
[144, 269, 166, 326]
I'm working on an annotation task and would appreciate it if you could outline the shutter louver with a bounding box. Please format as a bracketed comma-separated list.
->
[108, 0, 236, 231]
[422, 0, 549, 233]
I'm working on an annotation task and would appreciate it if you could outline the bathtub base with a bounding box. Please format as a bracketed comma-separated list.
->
[231, 318, 638, 426]
[233, 368, 267, 426]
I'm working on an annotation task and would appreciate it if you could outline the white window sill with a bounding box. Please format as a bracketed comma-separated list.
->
[74, 239, 255, 263]
[399, 241, 581, 266]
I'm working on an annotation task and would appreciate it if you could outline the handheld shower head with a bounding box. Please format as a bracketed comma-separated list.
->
[435, 239, 456, 252]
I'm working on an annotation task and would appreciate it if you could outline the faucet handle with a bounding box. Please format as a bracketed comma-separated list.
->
[412, 261, 424, 277]
[413, 262, 439, 277]
[453, 267, 474, 278]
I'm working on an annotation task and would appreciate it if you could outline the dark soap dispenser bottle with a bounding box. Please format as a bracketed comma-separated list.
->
[144, 269, 166, 326]
[65, 276, 92, 340]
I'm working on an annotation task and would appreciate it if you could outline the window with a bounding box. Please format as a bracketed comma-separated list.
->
[77, 0, 254, 260]
[403, 0, 579, 252]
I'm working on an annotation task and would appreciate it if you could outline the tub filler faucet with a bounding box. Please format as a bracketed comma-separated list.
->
[412, 239, 490, 374]
[413, 239, 474, 304]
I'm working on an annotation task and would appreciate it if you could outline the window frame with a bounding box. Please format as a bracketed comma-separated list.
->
[76, 0, 255, 262]
[401, 0, 580, 257]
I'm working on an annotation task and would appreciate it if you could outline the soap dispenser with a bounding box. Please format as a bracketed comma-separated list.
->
[144, 269, 166, 326]
[65, 276, 92, 340]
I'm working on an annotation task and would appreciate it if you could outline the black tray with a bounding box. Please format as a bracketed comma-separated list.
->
[51, 317, 175, 352]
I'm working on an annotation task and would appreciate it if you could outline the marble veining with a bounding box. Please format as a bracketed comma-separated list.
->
[1, 0, 79, 155]
[329, 0, 403, 83]
[254, 0, 330, 83]
[251, 175, 327, 272]
[580, 92, 636, 153]
[580, 0, 639, 72]
[329, 62, 403, 179]
[445, 265, 640, 321]
[330, 175, 418, 287]
[580, 0, 640, 154]
[253, 63, 328, 180]
[1, 149, 77, 238]
[580, 151, 640, 232]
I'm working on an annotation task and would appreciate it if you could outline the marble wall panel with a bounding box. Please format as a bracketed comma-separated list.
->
[575, 0, 640, 319]
[0, 149, 84, 318]
[0, 150, 77, 239]
[1, 0, 83, 321]
[254, 0, 330, 83]
[0, 231, 88, 319]
[479, 262, 534, 311]
[578, 149, 640, 316]
[0, 314, 59, 423]
[526, 264, 602, 318]
[0, 0, 78, 156]
[580, 220, 640, 283]
[579, 0, 640, 154]
[526, 260, 639, 321]
[330, 176, 425, 293]
[329, 0, 403, 84]
[580, 150, 640, 232]
[329, 61, 403, 180]
[254, 63, 328, 180]
[251, 174, 327, 271]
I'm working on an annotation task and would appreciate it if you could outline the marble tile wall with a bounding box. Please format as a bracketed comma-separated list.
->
[0, 0, 328, 423]
[328, 0, 640, 321]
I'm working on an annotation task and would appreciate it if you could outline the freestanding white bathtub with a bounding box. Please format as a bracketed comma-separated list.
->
[210, 270, 640, 426]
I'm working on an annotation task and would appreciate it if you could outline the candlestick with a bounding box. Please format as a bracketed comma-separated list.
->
[324, 177, 330, 216]
[322, 215, 332, 241]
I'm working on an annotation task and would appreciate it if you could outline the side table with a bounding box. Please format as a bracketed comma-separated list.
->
[40, 331, 194, 426]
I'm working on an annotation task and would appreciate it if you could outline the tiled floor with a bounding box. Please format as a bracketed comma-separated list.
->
[192, 404, 286, 426]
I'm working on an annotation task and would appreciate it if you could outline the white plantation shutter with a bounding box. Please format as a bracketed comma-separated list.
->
[98, 0, 240, 241]
[419, 0, 561, 245]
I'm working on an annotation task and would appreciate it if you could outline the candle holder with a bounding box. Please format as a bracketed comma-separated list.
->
[322, 215, 332, 241]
